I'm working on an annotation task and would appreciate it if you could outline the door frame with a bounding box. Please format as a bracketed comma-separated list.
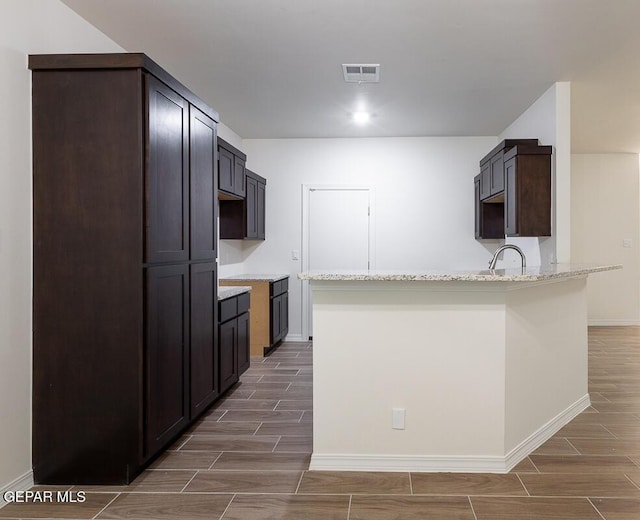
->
[301, 184, 376, 341]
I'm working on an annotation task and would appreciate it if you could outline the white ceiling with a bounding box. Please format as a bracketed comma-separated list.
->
[61, 0, 640, 153]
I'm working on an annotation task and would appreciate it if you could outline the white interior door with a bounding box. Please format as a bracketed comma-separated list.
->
[304, 187, 373, 337]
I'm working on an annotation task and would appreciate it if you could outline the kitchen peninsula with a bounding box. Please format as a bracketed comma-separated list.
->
[299, 264, 620, 473]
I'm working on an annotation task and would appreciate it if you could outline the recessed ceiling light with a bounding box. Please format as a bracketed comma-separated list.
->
[353, 111, 370, 124]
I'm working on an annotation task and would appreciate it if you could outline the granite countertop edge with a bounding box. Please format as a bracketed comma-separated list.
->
[218, 285, 252, 300]
[297, 264, 622, 282]
[220, 274, 289, 282]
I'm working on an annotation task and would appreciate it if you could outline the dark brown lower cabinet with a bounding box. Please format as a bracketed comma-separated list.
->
[237, 311, 251, 374]
[270, 278, 289, 346]
[219, 292, 251, 393]
[145, 265, 190, 457]
[219, 319, 239, 393]
[190, 262, 219, 417]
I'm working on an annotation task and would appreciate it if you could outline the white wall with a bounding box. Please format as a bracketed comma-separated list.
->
[571, 154, 640, 325]
[239, 137, 498, 339]
[0, 0, 123, 497]
[217, 122, 244, 152]
[499, 82, 571, 266]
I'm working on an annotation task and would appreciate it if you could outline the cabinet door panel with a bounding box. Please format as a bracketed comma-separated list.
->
[257, 181, 266, 239]
[270, 294, 281, 345]
[219, 319, 239, 392]
[190, 107, 217, 260]
[145, 265, 189, 456]
[237, 312, 250, 375]
[474, 175, 481, 239]
[480, 162, 491, 200]
[281, 292, 288, 339]
[146, 75, 189, 263]
[190, 263, 218, 418]
[490, 152, 504, 194]
[218, 147, 234, 194]
[246, 176, 258, 239]
[234, 156, 246, 197]
[504, 157, 517, 236]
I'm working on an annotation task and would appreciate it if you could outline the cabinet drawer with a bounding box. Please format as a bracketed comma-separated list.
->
[219, 297, 237, 323]
[270, 278, 289, 297]
[237, 292, 250, 314]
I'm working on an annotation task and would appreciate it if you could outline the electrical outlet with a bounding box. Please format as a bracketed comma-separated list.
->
[623, 239, 632, 248]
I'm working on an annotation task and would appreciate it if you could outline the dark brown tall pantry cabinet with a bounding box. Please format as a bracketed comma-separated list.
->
[29, 54, 219, 484]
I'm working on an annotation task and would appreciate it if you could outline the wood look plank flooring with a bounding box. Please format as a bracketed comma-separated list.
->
[5, 328, 640, 519]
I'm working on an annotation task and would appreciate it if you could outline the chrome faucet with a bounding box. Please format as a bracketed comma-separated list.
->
[489, 244, 527, 270]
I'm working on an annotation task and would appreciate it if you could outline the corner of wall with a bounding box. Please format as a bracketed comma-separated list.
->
[498, 82, 571, 265]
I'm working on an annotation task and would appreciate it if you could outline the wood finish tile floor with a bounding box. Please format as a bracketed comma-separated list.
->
[3, 327, 640, 518]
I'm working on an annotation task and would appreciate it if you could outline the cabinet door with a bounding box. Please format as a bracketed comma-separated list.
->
[270, 294, 282, 345]
[145, 265, 189, 457]
[190, 263, 218, 418]
[257, 180, 266, 239]
[281, 291, 288, 339]
[490, 152, 504, 195]
[474, 175, 481, 239]
[234, 156, 246, 197]
[219, 318, 239, 393]
[146, 75, 189, 263]
[504, 157, 517, 236]
[479, 162, 491, 200]
[218, 147, 235, 194]
[190, 106, 217, 260]
[245, 175, 258, 239]
[237, 312, 250, 375]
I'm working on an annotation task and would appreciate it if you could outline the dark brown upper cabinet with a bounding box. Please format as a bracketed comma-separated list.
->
[234, 155, 247, 197]
[220, 169, 267, 240]
[474, 173, 504, 240]
[504, 145, 552, 237]
[30, 53, 222, 485]
[189, 106, 218, 260]
[474, 139, 552, 239]
[218, 137, 246, 198]
[479, 161, 491, 200]
[478, 139, 538, 202]
[146, 75, 190, 264]
[246, 170, 266, 239]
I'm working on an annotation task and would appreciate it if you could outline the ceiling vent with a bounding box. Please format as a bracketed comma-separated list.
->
[342, 64, 380, 84]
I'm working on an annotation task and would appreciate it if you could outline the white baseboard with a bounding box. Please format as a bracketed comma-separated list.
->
[283, 334, 306, 342]
[504, 393, 590, 472]
[588, 319, 640, 326]
[310, 453, 509, 473]
[0, 470, 34, 509]
[310, 394, 590, 474]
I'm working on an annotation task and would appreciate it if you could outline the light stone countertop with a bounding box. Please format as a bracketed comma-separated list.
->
[218, 285, 252, 300]
[298, 263, 621, 282]
[221, 274, 289, 282]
